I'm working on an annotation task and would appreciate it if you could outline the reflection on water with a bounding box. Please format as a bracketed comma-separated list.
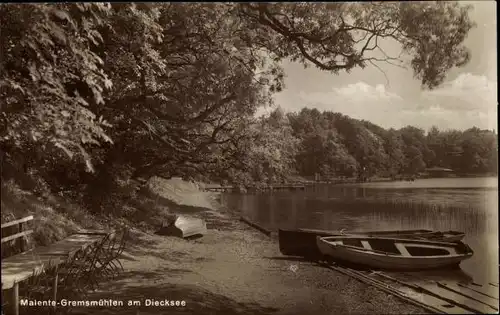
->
[343, 177, 498, 189]
[221, 177, 499, 284]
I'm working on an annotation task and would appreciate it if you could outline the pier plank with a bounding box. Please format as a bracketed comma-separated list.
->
[437, 282, 499, 311]
[459, 282, 499, 300]
[370, 274, 471, 314]
[418, 294, 472, 314]
[419, 282, 497, 314]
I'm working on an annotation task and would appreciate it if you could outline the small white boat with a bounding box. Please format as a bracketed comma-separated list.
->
[156, 215, 207, 239]
[316, 236, 473, 271]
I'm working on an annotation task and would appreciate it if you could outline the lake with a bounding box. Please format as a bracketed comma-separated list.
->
[220, 177, 498, 284]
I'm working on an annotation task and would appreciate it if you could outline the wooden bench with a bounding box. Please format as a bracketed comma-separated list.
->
[1, 215, 34, 257]
[1, 215, 35, 315]
[1, 216, 119, 315]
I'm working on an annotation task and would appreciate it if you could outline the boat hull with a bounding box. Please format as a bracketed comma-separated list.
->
[300, 228, 464, 242]
[279, 229, 336, 258]
[176, 216, 207, 238]
[278, 228, 465, 258]
[316, 236, 473, 271]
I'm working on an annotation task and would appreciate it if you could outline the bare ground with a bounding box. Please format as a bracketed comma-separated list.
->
[64, 206, 427, 315]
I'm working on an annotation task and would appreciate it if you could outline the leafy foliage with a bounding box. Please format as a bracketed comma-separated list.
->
[244, 108, 299, 184]
[1, 4, 113, 172]
[237, 2, 475, 89]
[0, 3, 489, 208]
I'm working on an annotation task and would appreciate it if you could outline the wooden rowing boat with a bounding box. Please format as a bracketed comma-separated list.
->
[316, 236, 474, 271]
[278, 228, 465, 258]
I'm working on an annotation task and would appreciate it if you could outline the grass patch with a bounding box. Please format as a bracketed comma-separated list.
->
[1, 179, 101, 247]
[0, 176, 179, 248]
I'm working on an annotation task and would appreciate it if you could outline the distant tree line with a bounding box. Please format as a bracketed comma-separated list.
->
[224, 107, 497, 186]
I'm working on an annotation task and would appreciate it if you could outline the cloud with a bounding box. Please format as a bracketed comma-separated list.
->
[296, 82, 408, 126]
[299, 82, 405, 113]
[421, 73, 497, 112]
[287, 76, 497, 131]
[399, 106, 495, 131]
[332, 82, 403, 101]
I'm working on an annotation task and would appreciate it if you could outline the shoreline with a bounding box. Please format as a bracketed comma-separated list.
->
[205, 175, 498, 193]
[64, 184, 426, 315]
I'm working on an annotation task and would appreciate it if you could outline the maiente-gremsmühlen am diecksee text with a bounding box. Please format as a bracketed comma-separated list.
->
[19, 298, 187, 307]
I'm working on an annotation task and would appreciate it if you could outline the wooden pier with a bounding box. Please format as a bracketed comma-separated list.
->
[203, 186, 235, 192]
[201, 178, 402, 193]
[203, 184, 306, 193]
[265, 184, 306, 192]
[321, 263, 499, 314]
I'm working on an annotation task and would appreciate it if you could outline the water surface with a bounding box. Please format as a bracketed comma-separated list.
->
[221, 177, 498, 284]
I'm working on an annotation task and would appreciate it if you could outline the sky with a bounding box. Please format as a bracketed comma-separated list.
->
[259, 1, 497, 132]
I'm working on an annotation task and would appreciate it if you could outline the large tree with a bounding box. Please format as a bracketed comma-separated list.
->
[1, 2, 477, 185]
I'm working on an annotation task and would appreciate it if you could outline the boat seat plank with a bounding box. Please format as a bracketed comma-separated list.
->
[437, 282, 499, 310]
[395, 243, 411, 257]
[447, 247, 457, 255]
[419, 283, 497, 314]
[361, 240, 372, 250]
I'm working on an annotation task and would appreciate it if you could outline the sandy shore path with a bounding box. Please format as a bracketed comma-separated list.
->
[67, 204, 426, 315]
